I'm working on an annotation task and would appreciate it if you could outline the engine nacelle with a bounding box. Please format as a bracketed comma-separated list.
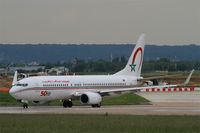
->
[80, 92, 102, 104]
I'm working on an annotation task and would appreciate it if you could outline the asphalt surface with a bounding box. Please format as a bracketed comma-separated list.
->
[1, 103, 200, 115]
[1, 90, 200, 115]
[136, 91, 200, 103]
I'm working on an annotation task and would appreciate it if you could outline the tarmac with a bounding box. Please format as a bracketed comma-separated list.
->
[1, 103, 200, 115]
[136, 91, 200, 103]
[1, 90, 200, 115]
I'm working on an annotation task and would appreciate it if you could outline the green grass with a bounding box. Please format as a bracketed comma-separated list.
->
[0, 114, 200, 133]
[102, 93, 149, 105]
[0, 93, 20, 106]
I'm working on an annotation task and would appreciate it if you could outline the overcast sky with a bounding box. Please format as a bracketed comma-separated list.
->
[0, 0, 199, 45]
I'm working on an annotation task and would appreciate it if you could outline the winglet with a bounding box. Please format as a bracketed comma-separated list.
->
[12, 71, 18, 86]
[181, 69, 194, 86]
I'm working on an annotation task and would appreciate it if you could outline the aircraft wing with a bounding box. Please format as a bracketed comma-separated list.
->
[139, 74, 181, 81]
[99, 85, 177, 96]
[99, 69, 194, 95]
[72, 70, 194, 97]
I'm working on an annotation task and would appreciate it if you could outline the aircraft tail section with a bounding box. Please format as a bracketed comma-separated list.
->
[114, 34, 145, 77]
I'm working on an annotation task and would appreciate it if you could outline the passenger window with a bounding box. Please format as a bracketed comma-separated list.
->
[15, 83, 28, 87]
[23, 84, 28, 87]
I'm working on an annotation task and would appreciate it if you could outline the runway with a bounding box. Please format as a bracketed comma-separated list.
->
[1, 103, 200, 115]
[136, 91, 200, 103]
[2, 90, 200, 115]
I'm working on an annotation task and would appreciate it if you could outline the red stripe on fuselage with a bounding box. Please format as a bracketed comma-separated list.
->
[12, 87, 97, 94]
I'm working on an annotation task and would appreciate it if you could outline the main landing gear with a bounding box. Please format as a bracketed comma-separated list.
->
[63, 99, 73, 108]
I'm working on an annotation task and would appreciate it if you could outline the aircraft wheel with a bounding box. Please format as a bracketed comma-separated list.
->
[97, 103, 101, 108]
[23, 103, 28, 109]
[91, 104, 96, 108]
[67, 100, 73, 107]
[63, 99, 73, 108]
[91, 103, 101, 108]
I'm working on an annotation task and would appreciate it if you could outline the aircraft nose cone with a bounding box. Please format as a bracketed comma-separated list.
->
[9, 87, 16, 96]
[9, 87, 21, 100]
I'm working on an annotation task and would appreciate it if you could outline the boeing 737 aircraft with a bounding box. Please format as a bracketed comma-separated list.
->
[9, 34, 193, 108]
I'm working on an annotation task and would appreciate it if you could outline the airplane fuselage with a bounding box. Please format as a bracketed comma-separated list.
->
[10, 75, 138, 101]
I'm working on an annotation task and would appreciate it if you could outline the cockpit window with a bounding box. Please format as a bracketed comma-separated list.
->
[13, 83, 28, 87]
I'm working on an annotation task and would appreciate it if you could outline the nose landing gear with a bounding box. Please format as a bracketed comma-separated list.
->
[18, 100, 29, 109]
[23, 103, 28, 108]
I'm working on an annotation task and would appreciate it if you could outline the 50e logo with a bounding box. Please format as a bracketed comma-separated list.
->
[40, 90, 51, 96]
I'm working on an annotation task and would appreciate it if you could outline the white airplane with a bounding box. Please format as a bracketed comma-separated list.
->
[9, 34, 193, 108]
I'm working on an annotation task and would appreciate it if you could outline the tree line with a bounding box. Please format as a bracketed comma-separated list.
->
[1, 57, 199, 73]
[44, 58, 200, 73]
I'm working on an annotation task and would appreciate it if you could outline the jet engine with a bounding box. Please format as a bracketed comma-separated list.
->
[80, 92, 102, 104]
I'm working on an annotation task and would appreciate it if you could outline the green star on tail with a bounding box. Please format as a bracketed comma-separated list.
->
[129, 63, 136, 72]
